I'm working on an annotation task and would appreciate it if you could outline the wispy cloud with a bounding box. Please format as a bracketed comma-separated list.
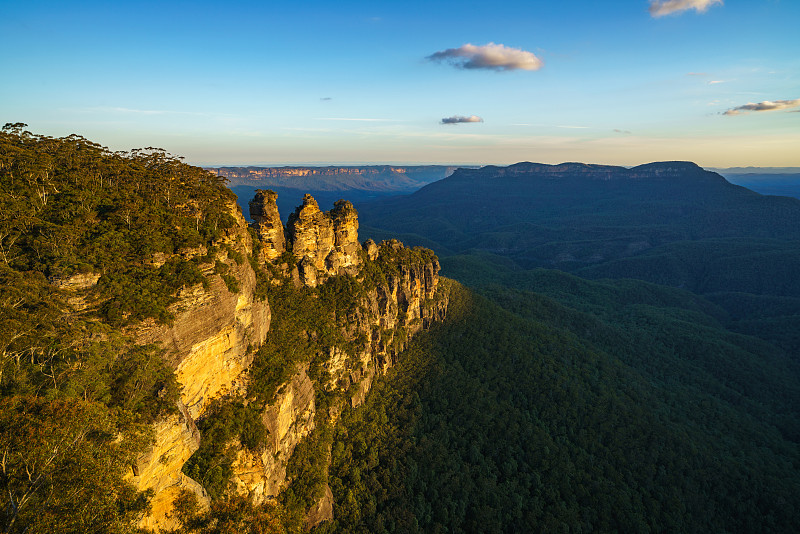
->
[76, 106, 207, 116]
[427, 43, 543, 72]
[320, 97, 332, 101]
[315, 117, 400, 122]
[708, 80, 726, 84]
[441, 115, 484, 125]
[723, 98, 800, 115]
[614, 129, 633, 134]
[67, 106, 242, 121]
[650, 0, 722, 17]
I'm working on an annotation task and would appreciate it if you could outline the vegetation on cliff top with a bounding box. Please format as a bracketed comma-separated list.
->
[0, 125, 240, 533]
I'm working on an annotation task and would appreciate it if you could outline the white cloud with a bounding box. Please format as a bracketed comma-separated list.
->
[427, 43, 543, 71]
[723, 99, 800, 115]
[441, 115, 484, 125]
[650, 0, 722, 17]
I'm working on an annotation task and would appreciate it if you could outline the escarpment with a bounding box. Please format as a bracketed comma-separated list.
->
[133, 189, 448, 530]
[128, 202, 271, 529]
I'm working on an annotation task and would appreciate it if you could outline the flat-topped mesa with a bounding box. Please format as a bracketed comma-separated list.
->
[249, 190, 286, 262]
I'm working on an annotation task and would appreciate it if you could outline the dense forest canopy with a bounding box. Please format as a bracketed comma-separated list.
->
[325, 161, 800, 531]
[0, 124, 245, 533]
[321, 278, 800, 533]
[2, 126, 799, 533]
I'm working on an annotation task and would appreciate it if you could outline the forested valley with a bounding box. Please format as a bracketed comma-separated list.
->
[2, 125, 799, 533]
[320, 275, 800, 532]
[323, 162, 800, 532]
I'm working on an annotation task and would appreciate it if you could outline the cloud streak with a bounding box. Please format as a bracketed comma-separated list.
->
[650, 0, 722, 17]
[77, 106, 206, 116]
[441, 115, 484, 125]
[427, 43, 543, 71]
[723, 99, 800, 115]
[315, 117, 399, 122]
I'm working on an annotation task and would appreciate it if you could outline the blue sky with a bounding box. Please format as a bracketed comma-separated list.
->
[2, 0, 798, 166]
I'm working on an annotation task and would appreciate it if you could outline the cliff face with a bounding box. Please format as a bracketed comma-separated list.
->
[130, 191, 447, 530]
[127, 202, 270, 528]
[231, 365, 316, 501]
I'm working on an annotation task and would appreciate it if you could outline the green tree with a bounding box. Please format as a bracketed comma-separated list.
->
[0, 396, 152, 534]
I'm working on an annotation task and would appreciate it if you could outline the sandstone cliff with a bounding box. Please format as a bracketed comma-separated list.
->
[127, 201, 270, 528]
[128, 191, 447, 530]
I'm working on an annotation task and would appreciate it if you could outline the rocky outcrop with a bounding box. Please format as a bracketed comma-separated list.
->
[128, 202, 270, 528]
[285, 194, 362, 286]
[231, 365, 316, 500]
[129, 194, 446, 531]
[329, 199, 361, 271]
[249, 190, 286, 262]
[305, 484, 334, 529]
[227, 236, 447, 506]
[326, 239, 445, 383]
[130, 405, 208, 532]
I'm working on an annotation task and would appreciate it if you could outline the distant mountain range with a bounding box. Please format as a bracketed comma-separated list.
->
[710, 166, 800, 174]
[358, 161, 800, 259]
[719, 173, 800, 199]
[205, 165, 464, 220]
[356, 160, 800, 353]
[206, 165, 461, 190]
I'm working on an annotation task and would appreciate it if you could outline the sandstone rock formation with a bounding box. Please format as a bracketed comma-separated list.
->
[128, 194, 447, 531]
[328, 199, 361, 271]
[249, 189, 285, 262]
[127, 202, 270, 528]
[231, 365, 316, 500]
[285, 193, 361, 286]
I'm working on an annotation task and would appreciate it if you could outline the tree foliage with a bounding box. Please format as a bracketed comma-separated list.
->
[322, 280, 800, 533]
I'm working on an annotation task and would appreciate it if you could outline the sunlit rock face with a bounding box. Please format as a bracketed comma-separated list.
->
[128, 202, 270, 529]
[231, 365, 316, 501]
[129, 405, 209, 532]
[328, 199, 361, 272]
[133, 203, 270, 419]
[286, 194, 362, 286]
[131, 194, 448, 530]
[287, 194, 334, 277]
[249, 189, 286, 262]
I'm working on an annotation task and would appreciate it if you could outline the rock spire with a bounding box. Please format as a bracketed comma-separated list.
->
[252, 192, 362, 286]
[249, 189, 286, 262]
